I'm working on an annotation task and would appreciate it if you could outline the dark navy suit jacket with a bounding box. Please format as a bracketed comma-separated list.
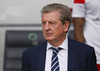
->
[22, 38, 98, 71]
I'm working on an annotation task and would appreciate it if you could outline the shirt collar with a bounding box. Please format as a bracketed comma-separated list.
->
[47, 37, 68, 51]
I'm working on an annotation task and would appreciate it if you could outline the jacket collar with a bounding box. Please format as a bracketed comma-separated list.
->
[37, 42, 47, 71]
[36, 38, 77, 71]
[68, 37, 78, 71]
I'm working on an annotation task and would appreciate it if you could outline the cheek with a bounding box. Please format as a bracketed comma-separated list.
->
[53, 27, 64, 36]
[56, 26, 64, 32]
[42, 26, 45, 32]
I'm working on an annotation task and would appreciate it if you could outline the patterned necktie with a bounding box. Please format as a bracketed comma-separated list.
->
[51, 47, 61, 71]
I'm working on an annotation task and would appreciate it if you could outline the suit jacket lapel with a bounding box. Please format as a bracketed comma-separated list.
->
[68, 38, 77, 71]
[36, 38, 78, 71]
[37, 42, 47, 71]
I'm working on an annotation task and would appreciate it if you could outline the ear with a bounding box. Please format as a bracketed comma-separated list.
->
[64, 21, 70, 32]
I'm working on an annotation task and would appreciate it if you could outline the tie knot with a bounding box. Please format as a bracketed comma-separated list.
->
[51, 47, 62, 54]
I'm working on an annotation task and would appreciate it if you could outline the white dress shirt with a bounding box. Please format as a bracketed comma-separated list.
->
[45, 37, 68, 71]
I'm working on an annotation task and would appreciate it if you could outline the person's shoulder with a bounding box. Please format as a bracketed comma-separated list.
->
[68, 38, 96, 61]
[68, 37, 94, 50]
[22, 41, 47, 55]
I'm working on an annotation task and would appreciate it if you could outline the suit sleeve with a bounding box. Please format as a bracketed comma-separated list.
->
[87, 48, 98, 71]
[22, 52, 30, 71]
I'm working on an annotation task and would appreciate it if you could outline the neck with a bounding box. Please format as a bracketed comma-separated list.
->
[49, 36, 66, 47]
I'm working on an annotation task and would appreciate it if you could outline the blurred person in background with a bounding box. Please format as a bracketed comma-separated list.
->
[72, 0, 100, 70]
[22, 3, 98, 71]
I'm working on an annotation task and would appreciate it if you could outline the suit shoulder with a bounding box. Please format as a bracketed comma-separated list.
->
[68, 38, 94, 50]
[22, 41, 47, 55]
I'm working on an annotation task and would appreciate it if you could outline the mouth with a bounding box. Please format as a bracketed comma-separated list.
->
[45, 33, 52, 37]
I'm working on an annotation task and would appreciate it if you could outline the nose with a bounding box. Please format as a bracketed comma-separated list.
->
[44, 23, 50, 30]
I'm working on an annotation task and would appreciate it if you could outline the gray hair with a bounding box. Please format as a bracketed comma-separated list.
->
[41, 3, 72, 25]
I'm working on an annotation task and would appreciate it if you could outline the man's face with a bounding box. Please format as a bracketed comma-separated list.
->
[42, 11, 69, 43]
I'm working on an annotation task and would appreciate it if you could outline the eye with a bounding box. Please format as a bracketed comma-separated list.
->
[42, 22, 46, 24]
[49, 22, 55, 25]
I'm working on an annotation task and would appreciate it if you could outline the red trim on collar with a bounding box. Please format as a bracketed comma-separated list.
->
[74, 0, 85, 3]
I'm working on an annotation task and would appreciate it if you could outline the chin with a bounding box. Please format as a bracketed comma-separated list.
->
[45, 37, 53, 41]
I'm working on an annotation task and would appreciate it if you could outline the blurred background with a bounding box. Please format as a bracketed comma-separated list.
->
[0, 0, 74, 71]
